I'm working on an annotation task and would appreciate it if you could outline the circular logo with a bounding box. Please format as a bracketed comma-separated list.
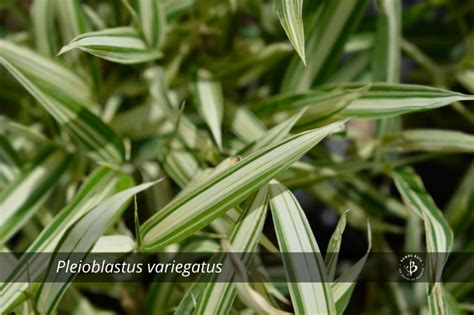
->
[399, 254, 424, 281]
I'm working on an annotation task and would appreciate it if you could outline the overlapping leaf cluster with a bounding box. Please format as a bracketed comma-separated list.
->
[1, 0, 473, 314]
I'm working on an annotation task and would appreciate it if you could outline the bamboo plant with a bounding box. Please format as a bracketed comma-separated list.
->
[1, 0, 473, 314]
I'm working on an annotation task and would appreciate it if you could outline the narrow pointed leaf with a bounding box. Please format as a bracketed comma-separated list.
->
[138, 0, 166, 49]
[254, 85, 369, 129]
[35, 181, 156, 314]
[275, 0, 306, 64]
[31, 0, 57, 56]
[0, 41, 125, 164]
[281, 0, 369, 92]
[394, 168, 454, 315]
[383, 129, 474, 153]
[0, 167, 132, 314]
[330, 222, 371, 314]
[194, 186, 269, 315]
[258, 83, 474, 120]
[191, 69, 224, 150]
[337, 83, 474, 118]
[59, 27, 162, 64]
[372, 0, 401, 82]
[141, 120, 346, 251]
[269, 180, 336, 315]
[0, 149, 71, 243]
[325, 210, 348, 281]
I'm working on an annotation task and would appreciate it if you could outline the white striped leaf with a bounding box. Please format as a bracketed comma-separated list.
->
[34, 181, 156, 314]
[337, 83, 474, 118]
[257, 83, 474, 120]
[193, 186, 269, 315]
[0, 40, 125, 164]
[0, 167, 133, 314]
[59, 27, 162, 64]
[141, 120, 346, 251]
[275, 0, 306, 64]
[281, 0, 370, 92]
[445, 162, 474, 234]
[254, 85, 369, 130]
[325, 210, 348, 281]
[0, 149, 71, 243]
[383, 129, 474, 153]
[372, 0, 401, 83]
[269, 180, 336, 314]
[31, 0, 57, 56]
[56, 0, 89, 44]
[330, 222, 371, 314]
[394, 168, 454, 315]
[0, 136, 20, 185]
[191, 69, 224, 150]
[222, 240, 289, 315]
[137, 0, 166, 49]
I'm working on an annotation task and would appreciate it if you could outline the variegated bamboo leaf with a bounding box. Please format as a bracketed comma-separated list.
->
[141, 120, 346, 251]
[275, 0, 306, 64]
[191, 69, 224, 150]
[383, 129, 474, 153]
[257, 83, 474, 120]
[0, 148, 71, 243]
[193, 186, 269, 315]
[59, 27, 162, 64]
[330, 222, 371, 314]
[372, 0, 401, 83]
[0, 40, 125, 164]
[137, 0, 166, 49]
[325, 210, 348, 281]
[0, 167, 133, 314]
[281, 0, 370, 92]
[34, 181, 156, 314]
[269, 180, 336, 314]
[394, 168, 454, 315]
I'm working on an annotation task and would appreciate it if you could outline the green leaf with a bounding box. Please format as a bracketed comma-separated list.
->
[0, 136, 20, 185]
[191, 69, 224, 150]
[31, 0, 57, 56]
[337, 83, 474, 118]
[269, 180, 336, 315]
[59, 27, 162, 64]
[56, 0, 89, 44]
[0, 148, 71, 243]
[281, 0, 370, 92]
[35, 181, 156, 314]
[0, 40, 125, 164]
[325, 210, 348, 281]
[137, 0, 166, 49]
[445, 162, 474, 235]
[254, 85, 369, 130]
[275, 0, 306, 64]
[141, 120, 346, 251]
[0, 167, 132, 314]
[383, 129, 474, 153]
[372, 0, 401, 82]
[250, 107, 306, 153]
[330, 222, 371, 314]
[394, 168, 454, 315]
[193, 186, 269, 315]
[257, 83, 474, 120]
[225, 102, 267, 144]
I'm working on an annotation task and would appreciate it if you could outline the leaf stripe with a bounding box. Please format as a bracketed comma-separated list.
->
[141, 121, 346, 251]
